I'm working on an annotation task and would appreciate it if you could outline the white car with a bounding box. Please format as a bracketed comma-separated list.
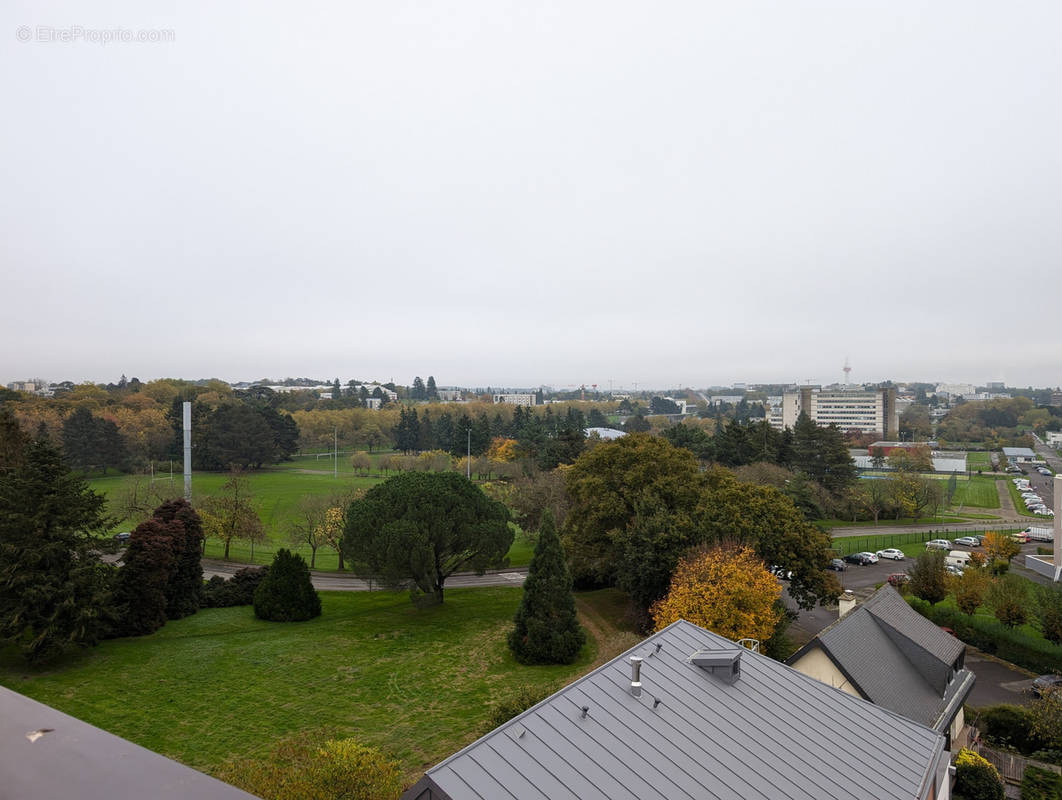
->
[856, 551, 879, 563]
[926, 539, 951, 550]
[876, 548, 905, 561]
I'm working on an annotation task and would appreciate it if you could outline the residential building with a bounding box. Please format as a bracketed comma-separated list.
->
[787, 585, 975, 751]
[773, 386, 898, 437]
[1045, 432, 1062, 448]
[436, 390, 463, 402]
[403, 620, 950, 800]
[934, 383, 977, 399]
[1051, 391, 1062, 408]
[493, 393, 536, 406]
[1, 686, 260, 800]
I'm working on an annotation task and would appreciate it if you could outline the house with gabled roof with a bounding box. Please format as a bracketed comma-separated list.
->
[402, 619, 952, 800]
[787, 585, 975, 752]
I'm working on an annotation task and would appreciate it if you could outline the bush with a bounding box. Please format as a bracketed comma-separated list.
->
[219, 733, 401, 800]
[1022, 765, 1062, 800]
[907, 597, 1062, 675]
[201, 566, 269, 608]
[953, 747, 1004, 800]
[976, 705, 1046, 754]
[481, 684, 556, 734]
[254, 549, 321, 622]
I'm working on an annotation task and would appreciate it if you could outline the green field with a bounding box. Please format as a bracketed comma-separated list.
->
[831, 528, 1019, 558]
[89, 467, 535, 569]
[0, 588, 637, 784]
[965, 452, 993, 471]
[948, 476, 1001, 509]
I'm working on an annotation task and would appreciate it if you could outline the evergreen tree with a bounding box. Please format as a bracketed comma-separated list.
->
[434, 412, 454, 454]
[112, 517, 179, 637]
[253, 549, 321, 622]
[417, 410, 435, 452]
[0, 407, 30, 472]
[62, 406, 98, 471]
[0, 438, 115, 663]
[332, 378, 341, 398]
[508, 511, 585, 664]
[426, 375, 438, 400]
[411, 376, 426, 401]
[152, 498, 204, 618]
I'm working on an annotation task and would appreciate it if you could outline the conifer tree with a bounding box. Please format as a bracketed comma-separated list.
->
[253, 549, 321, 622]
[112, 517, 178, 637]
[508, 511, 585, 665]
[152, 498, 204, 618]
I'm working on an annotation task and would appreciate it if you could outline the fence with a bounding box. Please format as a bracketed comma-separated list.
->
[971, 741, 1062, 785]
[829, 528, 1023, 556]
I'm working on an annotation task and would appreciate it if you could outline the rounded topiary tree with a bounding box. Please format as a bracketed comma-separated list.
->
[508, 511, 585, 665]
[253, 549, 321, 622]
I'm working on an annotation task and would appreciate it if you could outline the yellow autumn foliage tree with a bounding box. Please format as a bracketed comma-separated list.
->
[650, 544, 782, 643]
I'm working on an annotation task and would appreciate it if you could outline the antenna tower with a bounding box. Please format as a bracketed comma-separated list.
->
[843, 357, 851, 386]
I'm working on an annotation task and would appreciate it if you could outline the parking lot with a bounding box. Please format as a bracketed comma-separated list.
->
[1012, 466, 1054, 516]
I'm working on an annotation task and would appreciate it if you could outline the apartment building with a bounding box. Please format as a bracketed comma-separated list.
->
[771, 386, 898, 437]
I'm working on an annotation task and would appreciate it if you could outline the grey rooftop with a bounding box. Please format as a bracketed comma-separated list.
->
[404, 619, 946, 800]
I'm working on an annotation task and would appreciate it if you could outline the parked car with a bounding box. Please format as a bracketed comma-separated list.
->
[1037, 468, 1052, 476]
[876, 548, 905, 561]
[926, 539, 951, 550]
[770, 566, 793, 580]
[856, 551, 879, 563]
[886, 573, 909, 587]
[827, 558, 847, 571]
[945, 564, 964, 576]
[113, 531, 131, 543]
[954, 536, 980, 548]
[1031, 675, 1062, 697]
[945, 551, 972, 569]
[843, 553, 873, 566]
[1011, 531, 1030, 543]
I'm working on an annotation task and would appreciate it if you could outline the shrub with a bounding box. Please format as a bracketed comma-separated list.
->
[201, 566, 269, 608]
[976, 705, 1044, 754]
[1036, 584, 1062, 646]
[988, 574, 1029, 628]
[1022, 765, 1062, 800]
[254, 549, 321, 622]
[111, 518, 179, 637]
[481, 684, 556, 734]
[219, 733, 400, 800]
[953, 747, 1004, 800]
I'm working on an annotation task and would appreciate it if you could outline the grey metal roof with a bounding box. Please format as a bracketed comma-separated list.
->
[407, 620, 944, 800]
[0, 686, 260, 800]
[793, 586, 973, 731]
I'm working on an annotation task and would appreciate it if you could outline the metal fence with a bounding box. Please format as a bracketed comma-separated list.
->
[829, 528, 1014, 556]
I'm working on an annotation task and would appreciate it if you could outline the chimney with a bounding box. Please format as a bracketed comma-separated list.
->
[839, 591, 857, 619]
[690, 649, 742, 685]
[630, 656, 643, 697]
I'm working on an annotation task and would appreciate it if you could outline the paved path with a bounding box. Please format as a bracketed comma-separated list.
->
[201, 558, 527, 591]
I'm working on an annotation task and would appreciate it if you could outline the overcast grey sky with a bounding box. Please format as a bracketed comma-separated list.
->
[3, 1, 1060, 390]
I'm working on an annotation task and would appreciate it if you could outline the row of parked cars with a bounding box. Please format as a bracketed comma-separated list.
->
[1014, 476, 1054, 516]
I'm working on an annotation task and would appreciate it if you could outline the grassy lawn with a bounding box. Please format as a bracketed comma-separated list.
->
[965, 452, 993, 470]
[822, 515, 969, 529]
[0, 588, 637, 784]
[949, 476, 1001, 509]
[89, 469, 533, 569]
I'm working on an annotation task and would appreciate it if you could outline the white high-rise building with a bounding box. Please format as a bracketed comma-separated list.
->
[772, 386, 898, 437]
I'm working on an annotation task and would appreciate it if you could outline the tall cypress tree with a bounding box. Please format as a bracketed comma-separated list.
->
[508, 511, 585, 665]
[153, 498, 204, 619]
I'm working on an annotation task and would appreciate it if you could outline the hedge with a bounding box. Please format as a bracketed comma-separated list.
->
[1022, 766, 1062, 800]
[906, 597, 1062, 674]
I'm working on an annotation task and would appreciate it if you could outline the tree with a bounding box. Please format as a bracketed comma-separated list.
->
[197, 471, 265, 560]
[953, 567, 991, 616]
[908, 550, 948, 605]
[564, 434, 703, 587]
[1028, 688, 1062, 751]
[426, 375, 438, 401]
[1035, 583, 1062, 645]
[649, 396, 679, 415]
[411, 376, 426, 401]
[112, 517, 179, 636]
[290, 494, 331, 568]
[983, 531, 1021, 565]
[508, 511, 585, 665]
[254, 549, 321, 622]
[152, 498, 204, 618]
[987, 574, 1028, 628]
[201, 404, 278, 470]
[343, 472, 512, 605]
[0, 437, 115, 663]
[623, 414, 650, 433]
[0, 407, 30, 473]
[650, 544, 782, 644]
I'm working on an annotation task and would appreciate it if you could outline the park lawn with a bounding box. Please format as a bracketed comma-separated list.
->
[965, 452, 993, 470]
[89, 470, 533, 569]
[822, 515, 969, 529]
[0, 588, 635, 784]
[949, 476, 1001, 509]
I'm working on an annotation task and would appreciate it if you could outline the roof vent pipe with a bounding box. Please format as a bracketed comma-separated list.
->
[630, 656, 643, 697]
